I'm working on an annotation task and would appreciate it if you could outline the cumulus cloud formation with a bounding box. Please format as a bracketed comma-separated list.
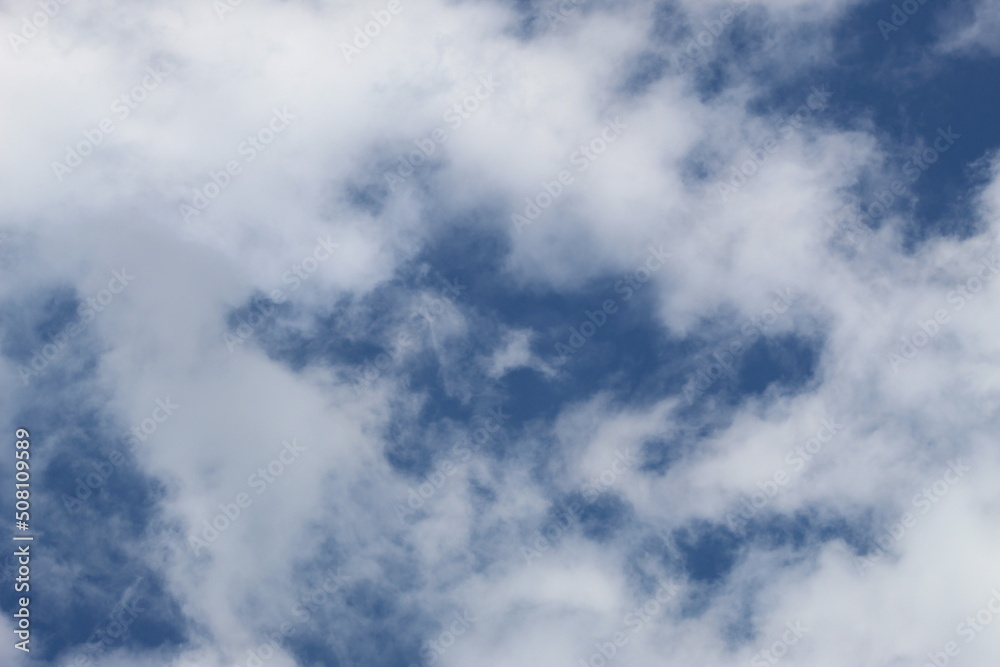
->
[0, 0, 999, 665]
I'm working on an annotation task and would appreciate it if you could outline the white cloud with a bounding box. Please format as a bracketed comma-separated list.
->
[2, 1, 1000, 666]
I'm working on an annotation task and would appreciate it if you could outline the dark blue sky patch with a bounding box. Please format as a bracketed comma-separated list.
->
[245, 221, 502, 380]
[0, 398, 187, 664]
[13, 402, 165, 535]
[534, 491, 635, 547]
[408, 215, 511, 295]
[226, 293, 356, 371]
[575, 492, 634, 543]
[673, 520, 743, 584]
[380, 390, 514, 478]
[664, 4, 780, 102]
[649, 0, 689, 46]
[29, 573, 188, 665]
[501, 309, 695, 477]
[666, 297, 823, 409]
[534, 288, 696, 411]
[248, 220, 702, 438]
[393, 351, 469, 418]
[669, 523, 752, 622]
[744, 0, 1000, 247]
[234, 277, 454, 379]
[670, 506, 879, 613]
[282, 577, 436, 667]
[47, 452, 165, 528]
[282, 636, 350, 667]
[745, 510, 866, 554]
[838, 504, 900, 559]
[343, 579, 396, 622]
[108, 575, 188, 654]
[0, 286, 80, 363]
[640, 432, 691, 474]
[735, 333, 821, 397]
[266, 539, 427, 665]
[30, 286, 79, 344]
[722, 7, 780, 63]
[643, 0, 779, 101]
[491, 366, 560, 429]
[468, 477, 498, 507]
[382, 408, 450, 478]
[673, 508, 880, 640]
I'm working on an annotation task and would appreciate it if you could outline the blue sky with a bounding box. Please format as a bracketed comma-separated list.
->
[1, 0, 999, 665]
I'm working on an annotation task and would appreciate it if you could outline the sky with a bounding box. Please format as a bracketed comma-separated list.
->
[0, 0, 999, 665]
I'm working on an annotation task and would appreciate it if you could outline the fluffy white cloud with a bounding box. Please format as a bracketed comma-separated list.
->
[2, 1, 999, 666]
